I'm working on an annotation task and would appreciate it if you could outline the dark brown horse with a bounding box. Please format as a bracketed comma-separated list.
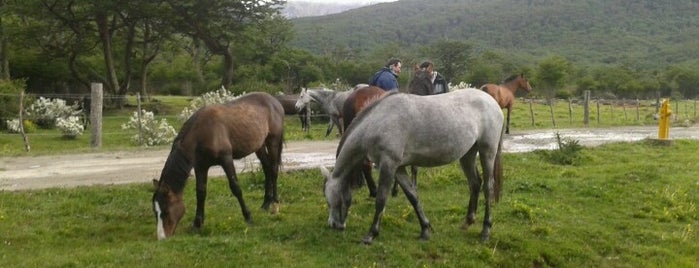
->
[275, 93, 309, 131]
[151, 92, 285, 240]
[408, 64, 435, 95]
[480, 74, 532, 134]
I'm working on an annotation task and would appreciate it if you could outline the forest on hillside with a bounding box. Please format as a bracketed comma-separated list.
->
[0, 0, 697, 120]
[291, 0, 699, 70]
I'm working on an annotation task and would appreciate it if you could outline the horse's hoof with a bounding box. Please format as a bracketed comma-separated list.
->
[419, 232, 430, 241]
[480, 230, 491, 242]
[361, 235, 374, 245]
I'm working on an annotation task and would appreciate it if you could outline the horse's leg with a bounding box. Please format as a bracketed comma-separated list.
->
[220, 156, 252, 224]
[477, 147, 497, 241]
[362, 162, 395, 245]
[362, 158, 377, 197]
[505, 105, 511, 134]
[324, 119, 334, 137]
[459, 147, 481, 231]
[391, 165, 417, 196]
[298, 113, 307, 131]
[395, 166, 431, 241]
[193, 166, 209, 230]
[256, 143, 281, 211]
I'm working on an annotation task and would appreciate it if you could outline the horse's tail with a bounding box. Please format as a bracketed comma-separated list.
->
[493, 122, 505, 202]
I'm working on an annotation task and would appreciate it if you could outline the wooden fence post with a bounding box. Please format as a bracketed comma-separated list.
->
[596, 99, 601, 124]
[18, 91, 30, 152]
[136, 93, 143, 145]
[90, 83, 103, 148]
[568, 98, 573, 125]
[529, 98, 535, 126]
[583, 90, 590, 127]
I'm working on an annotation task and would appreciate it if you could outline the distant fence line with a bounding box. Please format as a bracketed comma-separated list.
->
[2, 91, 697, 140]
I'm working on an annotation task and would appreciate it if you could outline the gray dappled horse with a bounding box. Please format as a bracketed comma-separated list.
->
[321, 89, 505, 244]
[295, 87, 354, 137]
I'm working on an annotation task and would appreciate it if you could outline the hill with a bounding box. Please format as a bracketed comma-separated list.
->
[289, 0, 699, 69]
[283, 1, 365, 18]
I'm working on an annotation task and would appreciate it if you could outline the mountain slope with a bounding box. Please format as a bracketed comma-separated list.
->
[290, 0, 699, 68]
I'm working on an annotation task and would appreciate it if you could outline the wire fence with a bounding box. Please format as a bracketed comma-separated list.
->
[1, 92, 697, 141]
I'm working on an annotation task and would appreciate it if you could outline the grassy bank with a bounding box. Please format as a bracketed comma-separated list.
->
[1, 140, 697, 267]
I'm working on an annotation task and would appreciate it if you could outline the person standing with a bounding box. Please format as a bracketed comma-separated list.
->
[419, 61, 449, 94]
[369, 58, 402, 92]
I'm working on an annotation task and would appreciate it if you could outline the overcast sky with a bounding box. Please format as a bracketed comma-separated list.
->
[288, 0, 397, 4]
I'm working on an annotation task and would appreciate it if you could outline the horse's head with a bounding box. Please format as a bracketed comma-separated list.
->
[409, 64, 435, 95]
[152, 179, 185, 240]
[518, 73, 533, 93]
[295, 88, 311, 111]
[320, 166, 351, 230]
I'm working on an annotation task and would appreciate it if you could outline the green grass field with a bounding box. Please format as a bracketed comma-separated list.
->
[1, 140, 697, 267]
[0, 94, 697, 266]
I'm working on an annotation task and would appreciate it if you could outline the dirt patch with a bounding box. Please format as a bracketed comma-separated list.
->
[1, 126, 697, 190]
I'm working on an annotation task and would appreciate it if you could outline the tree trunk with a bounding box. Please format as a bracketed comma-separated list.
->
[221, 48, 234, 89]
[0, 16, 9, 80]
[95, 12, 119, 96]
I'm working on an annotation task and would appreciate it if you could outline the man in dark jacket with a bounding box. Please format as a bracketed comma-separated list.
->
[369, 58, 402, 92]
[419, 61, 449, 94]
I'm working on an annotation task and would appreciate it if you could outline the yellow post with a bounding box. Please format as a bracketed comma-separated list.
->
[658, 99, 672, 139]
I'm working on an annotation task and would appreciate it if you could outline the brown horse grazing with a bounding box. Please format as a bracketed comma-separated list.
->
[339, 85, 387, 197]
[151, 92, 285, 240]
[480, 74, 532, 134]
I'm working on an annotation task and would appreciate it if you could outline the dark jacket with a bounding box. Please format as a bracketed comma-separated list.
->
[369, 67, 399, 91]
[432, 71, 449, 94]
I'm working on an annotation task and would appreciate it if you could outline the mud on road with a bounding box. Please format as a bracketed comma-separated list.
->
[1, 126, 697, 191]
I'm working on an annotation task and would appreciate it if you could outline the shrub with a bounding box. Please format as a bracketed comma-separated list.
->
[25, 97, 81, 129]
[178, 86, 240, 122]
[121, 109, 177, 147]
[55, 116, 84, 139]
[537, 132, 584, 165]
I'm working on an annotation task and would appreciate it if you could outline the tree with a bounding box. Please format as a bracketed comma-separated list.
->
[162, 0, 287, 89]
[535, 55, 569, 100]
[420, 40, 473, 84]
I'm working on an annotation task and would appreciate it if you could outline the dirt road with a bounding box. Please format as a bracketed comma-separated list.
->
[1, 126, 697, 191]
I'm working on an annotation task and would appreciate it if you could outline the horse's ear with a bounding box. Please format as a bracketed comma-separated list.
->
[413, 64, 420, 73]
[152, 179, 159, 190]
[521, 73, 525, 78]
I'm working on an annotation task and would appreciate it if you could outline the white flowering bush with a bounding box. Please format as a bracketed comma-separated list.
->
[26, 97, 82, 129]
[6, 119, 21, 133]
[122, 109, 177, 147]
[449, 81, 475, 90]
[55, 116, 84, 138]
[178, 86, 241, 122]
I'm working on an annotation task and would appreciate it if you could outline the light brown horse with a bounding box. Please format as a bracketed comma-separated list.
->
[480, 74, 532, 134]
[151, 92, 285, 240]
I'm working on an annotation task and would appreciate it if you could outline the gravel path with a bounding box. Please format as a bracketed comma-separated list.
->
[1, 126, 697, 191]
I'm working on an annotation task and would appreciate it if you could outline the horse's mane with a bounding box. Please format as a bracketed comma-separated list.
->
[158, 110, 199, 192]
[503, 74, 520, 83]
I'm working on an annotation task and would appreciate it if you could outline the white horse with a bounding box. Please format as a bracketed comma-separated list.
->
[321, 89, 505, 244]
[295, 87, 355, 137]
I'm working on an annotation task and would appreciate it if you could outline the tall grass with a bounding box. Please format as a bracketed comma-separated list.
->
[1, 140, 697, 267]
